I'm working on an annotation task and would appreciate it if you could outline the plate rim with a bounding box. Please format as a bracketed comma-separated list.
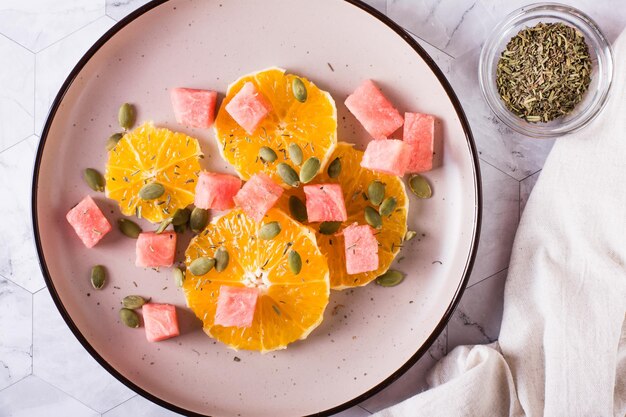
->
[30, 0, 483, 415]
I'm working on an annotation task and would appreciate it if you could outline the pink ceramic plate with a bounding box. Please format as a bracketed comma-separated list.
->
[32, 1, 481, 416]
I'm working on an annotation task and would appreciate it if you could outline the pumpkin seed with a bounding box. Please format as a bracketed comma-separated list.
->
[277, 163, 300, 187]
[190, 207, 209, 233]
[138, 182, 165, 200]
[319, 221, 341, 235]
[259, 146, 277, 163]
[173, 267, 184, 287]
[327, 157, 341, 178]
[118, 218, 142, 238]
[258, 221, 281, 240]
[364, 206, 382, 229]
[288, 143, 303, 166]
[83, 168, 105, 192]
[375, 270, 405, 287]
[292, 77, 307, 102]
[118, 103, 136, 130]
[299, 157, 321, 183]
[379, 196, 397, 217]
[106, 132, 123, 151]
[408, 174, 432, 198]
[215, 247, 229, 272]
[367, 180, 385, 206]
[155, 217, 172, 234]
[174, 223, 187, 234]
[189, 257, 215, 276]
[90, 265, 106, 289]
[404, 230, 417, 241]
[288, 195, 308, 222]
[171, 208, 191, 226]
[122, 295, 149, 309]
[119, 308, 140, 328]
[287, 250, 302, 275]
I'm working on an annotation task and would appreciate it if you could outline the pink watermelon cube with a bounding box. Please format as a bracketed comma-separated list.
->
[194, 171, 242, 210]
[66, 195, 112, 248]
[404, 112, 435, 173]
[214, 286, 258, 328]
[225, 82, 272, 134]
[361, 139, 410, 176]
[343, 223, 379, 274]
[345, 79, 404, 139]
[142, 303, 180, 342]
[233, 173, 283, 222]
[170, 87, 218, 128]
[135, 232, 177, 268]
[303, 184, 347, 223]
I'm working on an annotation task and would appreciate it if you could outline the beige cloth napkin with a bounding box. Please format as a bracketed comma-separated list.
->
[375, 31, 626, 417]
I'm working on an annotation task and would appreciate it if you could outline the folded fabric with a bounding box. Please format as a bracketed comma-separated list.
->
[375, 31, 626, 417]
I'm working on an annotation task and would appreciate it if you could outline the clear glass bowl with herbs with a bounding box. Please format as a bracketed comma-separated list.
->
[479, 2, 613, 138]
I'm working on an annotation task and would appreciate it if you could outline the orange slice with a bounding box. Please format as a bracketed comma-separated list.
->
[105, 122, 202, 223]
[183, 208, 330, 352]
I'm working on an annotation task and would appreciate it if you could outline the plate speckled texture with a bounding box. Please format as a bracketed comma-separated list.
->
[32, 0, 480, 416]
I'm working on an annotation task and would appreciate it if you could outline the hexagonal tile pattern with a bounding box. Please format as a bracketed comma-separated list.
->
[0, 136, 46, 292]
[33, 289, 134, 413]
[35, 16, 116, 134]
[0, 375, 99, 417]
[0, 36, 34, 152]
[0, 0, 105, 52]
[105, 0, 152, 21]
[520, 170, 541, 215]
[0, 278, 32, 390]
[103, 395, 184, 417]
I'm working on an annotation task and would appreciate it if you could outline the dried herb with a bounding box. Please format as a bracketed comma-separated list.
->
[496, 22, 591, 123]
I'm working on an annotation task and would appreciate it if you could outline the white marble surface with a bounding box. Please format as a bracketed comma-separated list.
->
[0, 0, 623, 416]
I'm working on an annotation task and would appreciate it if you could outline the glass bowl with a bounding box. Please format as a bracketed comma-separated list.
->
[478, 2, 613, 138]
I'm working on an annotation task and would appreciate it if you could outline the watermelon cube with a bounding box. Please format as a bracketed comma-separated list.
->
[142, 303, 180, 342]
[361, 139, 410, 176]
[170, 87, 218, 128]
[214, 286, 258, 328]
[344, 79, 404, 139]
[343, 223, 379, 274]
[225, 82, 272, 134]
[303, 184, 347, 223]
[404, 112, 435, 173]
[195, 171, 242, 210]
[233, 173, 283, 222]
[135, 232, 177, 268]
[66, 195, 112, 248]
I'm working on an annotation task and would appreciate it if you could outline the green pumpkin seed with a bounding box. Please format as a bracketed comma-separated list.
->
[287, 250, 302, 275]
[138, 182, 165, 200]
[215, 247, 229, 272]
[327, 157, 341, 178]
[118, 103, 136, 130]
[375, 270, 405, 287]
[90, 265, 106, 289]
[189, 257, 215, 276]
[288, 143, 303, 166]
[190, 207, 209, 233]
[174, 223, 187, 234]
[292, 77, 307, 102]
[379, 196, 397, 217]
[122, 295, 149, 309]
[364, 206, 382, 229]
[288, 195, 308, 222]
[408, 174, 432, 199]
[119, 308, 140, 328]
[83, 168, 105, 192]
[155, 217, 172, 234]
[319, 221, 341, 235]
[277, 163, 300, 187]
[259, 146, 277, 163]
[258, 221, 281, 240]
[404, 230, 417, 241]
[171, 208, 191, 226]
[173, 267, 184, 287]
[118, 218, 142, 238]
[299, 157, 321, 184]
[367, 181, 386, 206]
[106, 132, 123, 151]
